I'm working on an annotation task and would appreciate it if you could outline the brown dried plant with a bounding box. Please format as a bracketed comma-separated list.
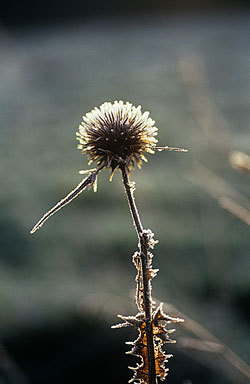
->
[30, 100, 187, 384]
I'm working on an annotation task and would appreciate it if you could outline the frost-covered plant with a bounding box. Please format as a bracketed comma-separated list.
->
[31, 100, 187, 384]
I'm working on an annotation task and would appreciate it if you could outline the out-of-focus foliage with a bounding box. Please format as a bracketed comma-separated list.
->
[0, 10, 249, 384]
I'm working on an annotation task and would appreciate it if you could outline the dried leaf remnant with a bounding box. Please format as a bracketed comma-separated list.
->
[113, 305, 183, 384]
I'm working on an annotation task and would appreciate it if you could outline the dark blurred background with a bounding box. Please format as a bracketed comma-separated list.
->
[1, 0, 250, 27]
[1, 1, 250, 383]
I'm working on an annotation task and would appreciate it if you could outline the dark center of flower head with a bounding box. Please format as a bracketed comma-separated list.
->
[77, 101, 158, 172]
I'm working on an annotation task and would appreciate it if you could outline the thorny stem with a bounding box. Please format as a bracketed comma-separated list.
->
[121, 166, 157, 384]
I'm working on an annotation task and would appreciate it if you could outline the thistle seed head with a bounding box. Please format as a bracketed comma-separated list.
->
[76, 101, 158, 175]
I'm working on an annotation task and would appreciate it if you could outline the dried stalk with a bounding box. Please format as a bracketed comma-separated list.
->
[121, 166, 156, 384]
[31, 101, 186, 383]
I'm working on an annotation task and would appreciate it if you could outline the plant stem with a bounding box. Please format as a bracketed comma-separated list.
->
[121, 166, 157, 384]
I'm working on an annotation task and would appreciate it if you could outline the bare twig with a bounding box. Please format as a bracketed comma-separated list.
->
[30, 166, 103, 234]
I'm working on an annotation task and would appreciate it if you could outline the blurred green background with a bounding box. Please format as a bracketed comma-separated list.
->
[0, 3, 250, 384]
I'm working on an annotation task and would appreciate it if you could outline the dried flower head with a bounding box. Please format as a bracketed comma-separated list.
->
[30, 100, 187, 234]
[229, 150, 250, 174]
[76, 100, 158, 178]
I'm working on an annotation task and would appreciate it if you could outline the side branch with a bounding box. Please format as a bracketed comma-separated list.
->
[30, 167, 102, 234]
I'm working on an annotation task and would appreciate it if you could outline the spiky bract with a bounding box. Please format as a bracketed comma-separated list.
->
[77, 101, 158, 174]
